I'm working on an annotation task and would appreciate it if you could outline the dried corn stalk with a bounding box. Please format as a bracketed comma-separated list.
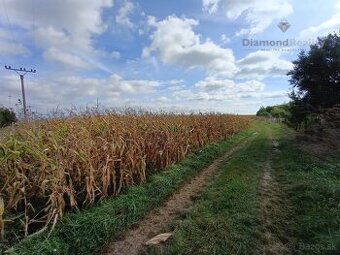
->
[0, 196, 4, 240]
[0, 113, 251, 240]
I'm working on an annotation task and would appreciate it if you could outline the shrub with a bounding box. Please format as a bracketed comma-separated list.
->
[0, 107, 16, 128]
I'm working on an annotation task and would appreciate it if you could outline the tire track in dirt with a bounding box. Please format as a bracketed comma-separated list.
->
[100, 134, 256, 255]
[259, 137, 291, 255]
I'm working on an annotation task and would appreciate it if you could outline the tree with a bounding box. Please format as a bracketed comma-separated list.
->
[256, 104, 291, 120]
[0, 107, 17, 128]
[256, 106, 271, 117]
[288, 32, 340, 112]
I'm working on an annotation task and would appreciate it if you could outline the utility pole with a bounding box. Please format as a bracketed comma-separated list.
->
[96, 96, 100, 110]
[4, 66, 36, 121]
[8, 96, 12, 109]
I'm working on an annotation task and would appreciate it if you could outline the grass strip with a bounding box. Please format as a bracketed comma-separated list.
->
[4, 128, 254, 255]
[149, 122, 275, 255]
[274, 137, 340, 254]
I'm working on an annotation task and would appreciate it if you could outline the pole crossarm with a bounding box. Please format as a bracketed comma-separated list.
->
[4, 65, 36, 73]
[4, 65, 37, 121]
[5, 66, 36, 76]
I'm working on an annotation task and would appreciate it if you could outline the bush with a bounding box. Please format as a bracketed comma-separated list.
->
[0, 107, 17, 128]
[256, 104, 291, 120]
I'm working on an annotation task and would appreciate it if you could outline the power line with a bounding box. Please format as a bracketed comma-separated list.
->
[1, 0, 18, 44]
[4, 65, 37, 121]
[8, 95, 12, 109]
[31, 0, 36, 47]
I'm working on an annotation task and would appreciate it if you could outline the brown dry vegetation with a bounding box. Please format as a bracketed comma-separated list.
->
[0, 113, 250, 238]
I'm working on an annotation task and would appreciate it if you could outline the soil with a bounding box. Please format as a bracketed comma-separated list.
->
[259, 138, 291, 255]
[100, 135, 255, 255]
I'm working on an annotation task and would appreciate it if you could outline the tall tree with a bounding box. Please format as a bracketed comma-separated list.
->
[288, 32, 340, 111]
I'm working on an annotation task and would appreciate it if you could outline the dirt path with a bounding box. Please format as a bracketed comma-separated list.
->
[101, 134, 255, 255]
[259, 138, 291, 255]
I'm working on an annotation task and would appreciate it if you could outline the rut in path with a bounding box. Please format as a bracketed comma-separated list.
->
[101, 134, 255, 255]
[260, 139, 291, 255]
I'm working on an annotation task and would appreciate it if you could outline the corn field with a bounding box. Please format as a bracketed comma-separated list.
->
[0, 113, 250, 239]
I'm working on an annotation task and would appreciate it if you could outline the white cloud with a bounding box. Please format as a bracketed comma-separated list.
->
[43, 47, 91, 69]
[0, 30, 11, 40]
[174, 78, 269, 102]
[174, 89, 238, 102]
[146, 15, 157, 26]
[1, 0, 113, 68]
[0, 29, 29, 56]
[109, 74, 160, 93]
[236, 51, 293, 79]
[258, 91, 288, 98]
[143, 16, 292, 80]
[111, 51, 121, 59]
[220, 34, 230, 45]
[173, 84, 286, 102]
[138, 28, 144, 35]
[195, 77, 265, 92]
[142, 15, 238, 77]
[0, 71, 287, 115]
[195, 77, 235, 91]
[169, 80, 184, 85]
[35, 26, 70, 47]
[236, 80, 266, 92]
[2, 0, 113, 51]
[0, 72, 161, 111]
[203, 0, 293, 36]
[0, 41, 28, 56]
[116, 0, 135, 28]
[299, 7, 340, 39]
[57, 74, 160, 96]
[156, 96, 171, 103]
[202, 0, 220, 14]
[161, 80, 186, 91]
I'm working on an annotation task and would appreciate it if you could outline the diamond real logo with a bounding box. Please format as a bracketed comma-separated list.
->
[278, 19, 290, 32]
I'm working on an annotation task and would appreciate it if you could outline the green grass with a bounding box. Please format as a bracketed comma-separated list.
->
[2, 127, 254, 255]
[148, 122, 339, 255]
[148, 122, 281, 255]
[274, 137, 340, 254]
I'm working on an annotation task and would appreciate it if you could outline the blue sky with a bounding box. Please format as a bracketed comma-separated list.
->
[0, 0, 339, 115]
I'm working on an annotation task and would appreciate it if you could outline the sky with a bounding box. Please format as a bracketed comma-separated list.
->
[0, 0, 339, 115]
